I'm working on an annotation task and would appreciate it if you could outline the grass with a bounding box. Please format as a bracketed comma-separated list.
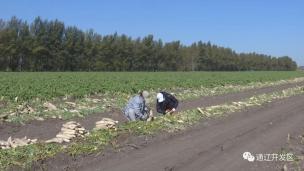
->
[0, 143, 61, 170]
[2, 86, 302, 170]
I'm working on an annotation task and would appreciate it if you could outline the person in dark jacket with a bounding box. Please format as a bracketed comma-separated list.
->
[156, 91, 179, 115]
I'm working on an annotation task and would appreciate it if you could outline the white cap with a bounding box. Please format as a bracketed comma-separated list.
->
[157, 93, 165, 102]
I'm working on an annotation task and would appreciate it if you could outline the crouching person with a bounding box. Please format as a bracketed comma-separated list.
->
[156, 91, 179, 115]
[123, 91, 152, 121]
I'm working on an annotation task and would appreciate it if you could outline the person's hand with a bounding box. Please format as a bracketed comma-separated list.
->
[149, 110, 153, 117]
[165, 108, 176, 115]
[147, 110, 154, 122]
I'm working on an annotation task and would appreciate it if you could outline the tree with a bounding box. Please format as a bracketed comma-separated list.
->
[0, 16, 299, 71]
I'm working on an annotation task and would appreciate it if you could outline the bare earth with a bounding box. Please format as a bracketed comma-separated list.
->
[19, 82, 304, 171]
[48, 94, 304, 171]
[2, 81, 304, 171]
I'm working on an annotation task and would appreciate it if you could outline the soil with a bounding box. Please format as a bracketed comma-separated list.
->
[0, 108, 128, 141]
[2, 81, 304, 171]
[32, 94, 304, 171]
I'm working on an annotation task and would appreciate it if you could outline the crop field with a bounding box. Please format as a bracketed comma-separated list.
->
[1, 71, 304, 123]
[1, 71, 304, 170]
[1, 71, 304, 101]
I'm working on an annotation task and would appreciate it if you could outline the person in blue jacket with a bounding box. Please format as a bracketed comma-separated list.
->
[123, 90, 151, 121]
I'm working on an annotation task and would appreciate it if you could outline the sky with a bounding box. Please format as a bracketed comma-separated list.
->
[1, 0, 303, 66]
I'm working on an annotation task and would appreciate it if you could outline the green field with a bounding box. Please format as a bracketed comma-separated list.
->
[1, 71, 304, 102]
[0, 71, 304, 123]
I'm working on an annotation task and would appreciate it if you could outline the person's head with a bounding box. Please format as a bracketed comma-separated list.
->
[157, 93, 165, 103]
[140, 90, 150, 102]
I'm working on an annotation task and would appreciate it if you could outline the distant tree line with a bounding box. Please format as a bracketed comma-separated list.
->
[0, 16, 297, 71]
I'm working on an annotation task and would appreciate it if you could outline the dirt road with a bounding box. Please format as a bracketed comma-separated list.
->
[65, 94, 304, 171]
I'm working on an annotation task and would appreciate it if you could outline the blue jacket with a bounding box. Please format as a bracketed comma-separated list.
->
[123, 95, 148, 120]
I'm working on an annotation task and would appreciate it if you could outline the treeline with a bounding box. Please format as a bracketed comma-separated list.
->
[0, 16, 297, 71]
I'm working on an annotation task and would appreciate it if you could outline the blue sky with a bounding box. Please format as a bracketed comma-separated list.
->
[1, 0, 303, 65]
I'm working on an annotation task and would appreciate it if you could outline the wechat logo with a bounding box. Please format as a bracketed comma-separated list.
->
[243, 152, 255, 162]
